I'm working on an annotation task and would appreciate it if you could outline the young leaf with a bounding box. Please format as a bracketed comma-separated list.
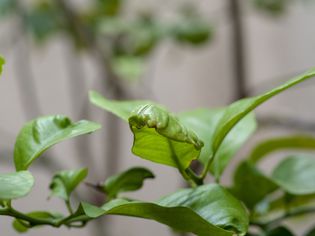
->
[98, 167, 154, 199]
[49, 168, 88, 201]
[211, 69, 315, 167]
[271, 155, 315, 195]
[81, 184, 249, 236]
[0, 171, 34, 200]
[179, 108, 257, 179]
[129, 104, 203, 169]
[249, 135, 315, 164]
[89, 92, 204, 169]
[0, 56, 5, 76]
[231, 161, 278, 209]
[14, 115, 101, 171]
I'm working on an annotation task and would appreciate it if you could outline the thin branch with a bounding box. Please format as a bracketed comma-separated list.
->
[229, 0, 248, 100]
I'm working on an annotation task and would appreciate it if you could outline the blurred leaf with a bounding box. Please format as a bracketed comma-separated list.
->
[253, 0, 288, 15]
[211, 69, 315, 172]
[14, 115, 101, 171]
[81, 184, 249, 235]
[0, 56, 5, 75]
[25, 2, 63, 42]
[231, 161, 278, 209]
[172, 18, 212, 45]
[129, 104, 203, 169]
[98, 167, 154, 199]
[305, 226, 315, 236]
[49, 168, 88, 201]
[0, 171, 34, 200]
[179, 109, 256, 179]
[249, 135, 315, 164]
[12, 211, 63, 233]
[265, 226, 294, 236]
[254, 192, 315, 221]
[112, 56, 145, 81]
[271, 155, 315, 195]
[0, 0, 17, 17]
[97, 0, 122, 16]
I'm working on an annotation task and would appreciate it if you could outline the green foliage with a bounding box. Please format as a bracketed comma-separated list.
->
[1, 66, 315, 235]
[179, 109, 256, 180]
[0, 171, 34, 200]
[231, 161, 278, 209]
[271, 155, 315, 195]
[14, 115, 101, 171]
[82, 184, 248, 236]
[253, 0, 288, 15]
[95, 167, 154, 199]
[0, 56, 5, 75]
[49, 168, 88, 201]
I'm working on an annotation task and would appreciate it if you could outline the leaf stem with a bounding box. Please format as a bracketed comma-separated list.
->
[199, 154, 214, 180]
[66, 200, 74, 215]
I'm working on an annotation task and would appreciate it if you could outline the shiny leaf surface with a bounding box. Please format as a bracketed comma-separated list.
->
[81, 184, 249, 236]
[14, 115, 101, 171]
[0, 171, 34, 200]
[272, 155, 315, 195]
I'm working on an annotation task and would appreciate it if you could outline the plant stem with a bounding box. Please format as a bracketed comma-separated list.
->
[65, 200, 74, 215]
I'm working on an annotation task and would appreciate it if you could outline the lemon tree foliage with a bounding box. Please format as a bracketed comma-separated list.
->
[1, 64, 315, 236]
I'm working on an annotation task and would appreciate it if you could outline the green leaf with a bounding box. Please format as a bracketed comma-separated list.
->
[89, 91, 151, 121]
[112, 56, 145, 82]
[49, 168, 88, 201]
[0, 56, 5, 75]
[129, 104, 203, 169]
[271, 155, 315, 195]
[12, 211, 63, 233]
[305, 226, 315, 236]
[0, 171, 34, 200]
[253, 192, 315, 221]
[99, 167, 154, 199]
[212, 69, 315, 166]
[89, 92, 204, 169]
[14, 115, 101, 171]
[265, 226, 294, 236]
[179, 109, 256, 179]
[81, 184, 249, 236]
[172, 18, 212, 45]
[253, 0, 288, 15]
[249, 135, 315, 164]
[0, 0, 16, 17]
[25, 2, 62, 42]
[231, 161, 278, 209]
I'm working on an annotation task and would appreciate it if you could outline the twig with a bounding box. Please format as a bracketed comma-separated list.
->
[229, 0, 248, 100]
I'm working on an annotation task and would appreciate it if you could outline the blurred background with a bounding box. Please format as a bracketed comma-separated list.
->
[1, 0, 315, 235]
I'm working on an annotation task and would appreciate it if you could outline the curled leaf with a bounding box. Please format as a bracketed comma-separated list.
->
[129, 104, 203, 168]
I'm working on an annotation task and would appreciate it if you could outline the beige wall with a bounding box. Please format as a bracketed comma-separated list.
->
[1, 0, 315, 235]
